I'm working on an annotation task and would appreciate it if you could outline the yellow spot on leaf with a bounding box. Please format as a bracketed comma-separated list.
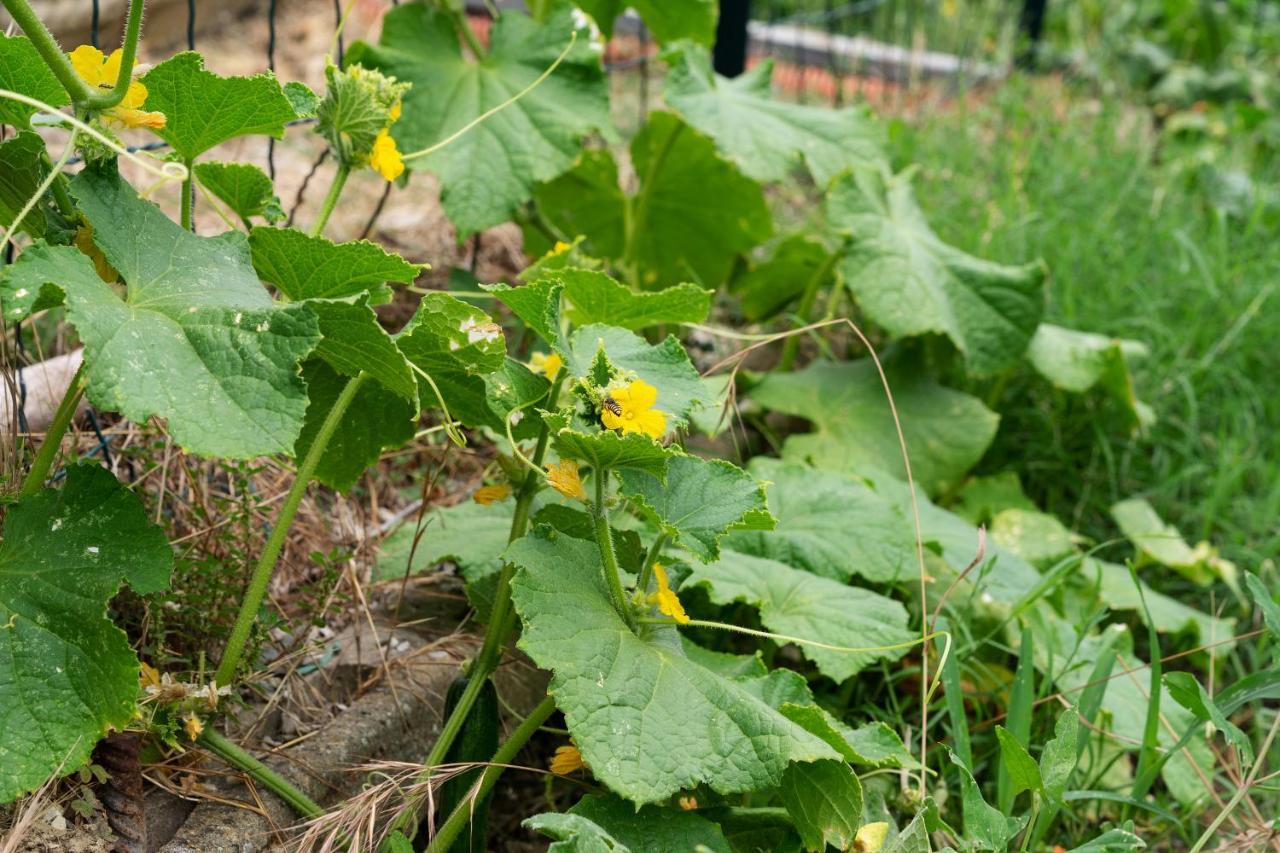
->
[855, 822, 889, 853]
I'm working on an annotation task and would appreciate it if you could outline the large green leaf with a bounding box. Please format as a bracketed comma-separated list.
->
[375, 500, 513, 583]
[779, 759, 863, 853]
[619, 455, 771, 562]
[559, 269, 712, 331]
[140, 52, 295, 160]
[724, 458, 915, 584]
[347, 5, 611, 235]
[1027, 324, 1153, 428]
[749, 360, 999, 495]
[0, 465, 172, 803]
[484, 278, 566, 352]
[527, 794, 732, 852]
[0, 241, 87, 322]
[294, 360, 416, 491]
[306, 296, 417, 401]
[249, 226, 422, 304]
[395, 293, 510, 428]
[547, 412, 674, 478]
[686, 550, 913, 681]
[949, 751, 1024, 850]
[733, 235, 835, 322]
[0, 34, 68, 127]
[8, 169, 320, 458]
[664, 44, 884, 184]
[568, 324, 707, 424]
[0, 132, 71, 241]
[574, 0, 717, 44]
[535, 112, 772, 290]
[193, 162, 283, 226]
[1111, 498, 1236, 588]
[507, 527, 838, 803]
[828, 168, 1046, 375]
[1085, 558, 1235, 646]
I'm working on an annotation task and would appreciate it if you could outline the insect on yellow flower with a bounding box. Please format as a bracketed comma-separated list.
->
[473, 483, 512, 505]
[183, 712, 204, 741]
[647, 563, 689, 624]
[68, 45, 166, 129]
[600, 379, 667, 440]
[549, 744, 585, 776]
[529, 351, 562, 379]
[369, 128, 405, 182]
[545, 459, 586, 500]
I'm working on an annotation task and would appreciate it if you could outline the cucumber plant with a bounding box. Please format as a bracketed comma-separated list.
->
[0, 0, 1265, 851]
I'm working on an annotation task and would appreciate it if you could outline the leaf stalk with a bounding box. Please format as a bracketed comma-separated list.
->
[19, 361, 86, 498]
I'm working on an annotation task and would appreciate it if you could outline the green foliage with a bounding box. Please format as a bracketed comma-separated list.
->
[1027, 324, 1153, 428]
[828, 167, 1047, 375]
[508, 527, 838, 803]
[567, 324, 707, 424]
[0, 131, 71, 240]
[348, 4, 611, 235]
[139, 53, 295, 160]
[532, 112, 773, 289]
[194, 162, 284, 225]
[749, 360, 999, 495]
[557, 269, 712, 330]
[619, 455, 771, 561]
[778, 759, 863, 852]
[664, 44, 885, 185]
[249, 226, 422, 303]
[0, 466, 172, 802]
[527, 793, 732, 851]
[574, 0, 717, 44]
[0, 34, 67, 127]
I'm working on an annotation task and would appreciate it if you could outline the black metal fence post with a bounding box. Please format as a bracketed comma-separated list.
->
[1018, 0, 1048, 68]
[714, 0, 750, 77]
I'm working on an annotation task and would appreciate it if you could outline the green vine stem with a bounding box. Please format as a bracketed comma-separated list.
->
[310, 164, 350, 238]
[424, 695, 556, 853]
[777, 242, 845, 371]
[1, 0, 145, 110]
[197, 728, 324, 818]
[19, 362, 86, 499]
[392, 372, 564, 840]
[214, 373, 368, 686]
[593, 469, 631, 623]
[180, 160, 195, 231]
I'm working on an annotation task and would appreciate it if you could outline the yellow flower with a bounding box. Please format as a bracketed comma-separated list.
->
[546, 240, 571, 257]
[550, 744, 585, 776]
[647, 563, 689, 624]
[68, 45, 166, 129]
[473, 483, 512, 505]
[529, 351, 562, 379]
[600, 379, 667, 439]
[389, 100, 402, 123]
[370, 128, 404, 182]
[678, 795, 698, 811]
[545, 459, 586, 500]
[183, 712, 204, 742]
[138, 661, 161, 689]
[854, 822, 889, 853]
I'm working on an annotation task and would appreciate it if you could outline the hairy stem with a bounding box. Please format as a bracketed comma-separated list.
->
[1, 0, 145, 109]
[778, 243, 844, 371]
[310, 163, 349, 238]
[19, 362, 86, 498]
[198, 728, 323, 818]
[180, 160, 194, 231]
[424, 696, 556, 853]
[395, 372, 564, 839]
[594, 469, 631, 623]
[214, 373, 367, 686]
